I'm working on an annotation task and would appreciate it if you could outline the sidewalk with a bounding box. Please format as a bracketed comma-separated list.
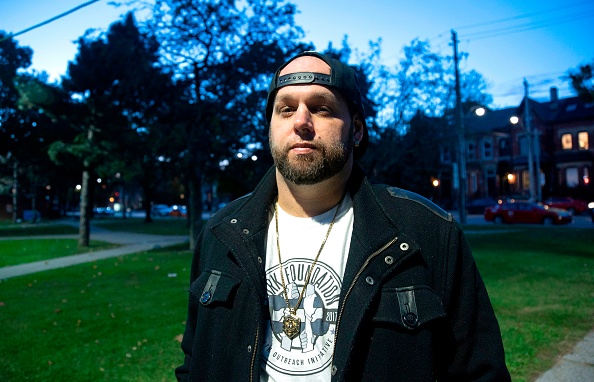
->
[0, 223, 188, 280]
[535, 329, 594, 382]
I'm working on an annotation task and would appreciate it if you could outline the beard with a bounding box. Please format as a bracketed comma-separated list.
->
[270, 129, 354, 185]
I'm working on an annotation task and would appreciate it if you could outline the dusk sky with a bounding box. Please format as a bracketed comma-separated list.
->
[2, 0, 593, 108]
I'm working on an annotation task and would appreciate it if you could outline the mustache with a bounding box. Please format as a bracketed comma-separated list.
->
[285, 140, 322, 152]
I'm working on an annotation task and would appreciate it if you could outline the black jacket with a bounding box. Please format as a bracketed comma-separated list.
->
[176, 165, 511, 381]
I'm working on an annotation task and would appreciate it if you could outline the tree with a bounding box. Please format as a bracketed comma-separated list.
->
[138, 0, 308, 249]
[17, 14, 177, 244]
[568, 61, 593, 102]
[357, 38, 492, 190]
[0, 32, 33, 222]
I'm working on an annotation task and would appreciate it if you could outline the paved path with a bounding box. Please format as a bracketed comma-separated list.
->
[0, 224, 188, 280]
[534, 329, 594, 382]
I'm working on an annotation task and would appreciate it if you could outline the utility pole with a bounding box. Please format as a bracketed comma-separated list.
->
[524, 79, 537, 202]
[452, 30, 467, 224]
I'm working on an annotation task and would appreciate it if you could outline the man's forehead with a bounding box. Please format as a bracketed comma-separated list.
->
[279, 56, 331, 77]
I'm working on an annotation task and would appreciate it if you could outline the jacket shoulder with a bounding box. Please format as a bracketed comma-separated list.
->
[380, 185, 453, 222]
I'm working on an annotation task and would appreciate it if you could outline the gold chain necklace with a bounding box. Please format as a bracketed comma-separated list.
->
[274, 198, 342, 339]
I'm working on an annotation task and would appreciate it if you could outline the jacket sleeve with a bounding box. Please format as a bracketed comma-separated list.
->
[438, 224, 511, 381]
[175, 228, 206, 382]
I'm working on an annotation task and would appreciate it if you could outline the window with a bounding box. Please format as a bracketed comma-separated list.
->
[561, 134, 572, 150]
[440, 145, 451, 163]
[467, 142, 476, 161]
[584, 167, 590, 185]
[519, 136, 529, 156]
[522, 170, 531, 190]
[578, 132, 589, 150]
[470, 172, 478, 193]
[482, 137, 493, 159]
[566, 167, 579, 188]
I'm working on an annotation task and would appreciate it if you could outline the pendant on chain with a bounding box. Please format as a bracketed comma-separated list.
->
[283, 310, 301, 340]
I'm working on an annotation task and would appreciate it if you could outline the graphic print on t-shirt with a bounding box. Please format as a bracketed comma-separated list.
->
[263, 258, 341, 376]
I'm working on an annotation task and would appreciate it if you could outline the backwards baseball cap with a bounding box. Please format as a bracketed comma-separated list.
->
[265, 51, 368, 158]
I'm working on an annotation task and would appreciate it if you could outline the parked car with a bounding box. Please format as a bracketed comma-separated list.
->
[543, 197, 589, 215]
[151, 204, 171, 217]
[93, 207, 115, 217]
[169, 205, 187, 217]
[484, 201, 572, 225]
[466, 197, 498, 214]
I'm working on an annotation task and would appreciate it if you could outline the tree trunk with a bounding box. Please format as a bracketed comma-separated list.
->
[188, 166, 203, 251]
[12, 160, 18, 223]
[79, 167, 91, 247]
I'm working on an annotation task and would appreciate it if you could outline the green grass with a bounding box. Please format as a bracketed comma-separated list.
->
[0, 239, 121, 267]
[0, 226, 592, 381]
[0, 223, 78, 237]
[467, 227, 594, 382]
[0, 244, 192, 382]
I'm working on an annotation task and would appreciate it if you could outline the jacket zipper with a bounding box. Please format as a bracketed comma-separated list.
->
[250, 326, 259, 381]
[332, 237, 399, 366]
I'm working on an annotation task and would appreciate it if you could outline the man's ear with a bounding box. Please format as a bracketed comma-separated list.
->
[353, 114, 365, 142]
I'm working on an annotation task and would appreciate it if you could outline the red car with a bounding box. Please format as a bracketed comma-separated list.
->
[484, 201, 572, 225]
[543, 197, 589, 215]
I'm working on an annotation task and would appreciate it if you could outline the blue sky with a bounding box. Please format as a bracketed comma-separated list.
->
[2, 0, 593, 108]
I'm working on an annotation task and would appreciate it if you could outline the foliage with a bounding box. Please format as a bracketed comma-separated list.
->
[138, 0, 309, 248]
[568, 60, 593, 102]
[370, 39, 492, 133]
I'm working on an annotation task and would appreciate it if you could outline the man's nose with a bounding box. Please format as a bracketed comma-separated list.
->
[293, 105, 314, 133]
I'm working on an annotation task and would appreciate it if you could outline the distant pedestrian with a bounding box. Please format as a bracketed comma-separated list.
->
[176, 51, 510, 381]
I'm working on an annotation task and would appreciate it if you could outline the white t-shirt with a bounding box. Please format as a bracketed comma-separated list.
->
[261, 195, 354, 382]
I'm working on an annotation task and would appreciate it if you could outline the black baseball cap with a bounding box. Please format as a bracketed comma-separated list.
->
[265, 51, 368, 158]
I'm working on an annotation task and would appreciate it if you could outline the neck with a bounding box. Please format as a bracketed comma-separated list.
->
[276, 161, 352, 217]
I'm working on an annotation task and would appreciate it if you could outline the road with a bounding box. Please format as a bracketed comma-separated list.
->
[451, 212, 593, 228]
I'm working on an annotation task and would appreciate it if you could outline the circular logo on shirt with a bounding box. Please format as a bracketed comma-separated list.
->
[263, 258, 342, 376]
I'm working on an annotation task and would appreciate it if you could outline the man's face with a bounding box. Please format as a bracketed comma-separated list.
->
[269, 56, 355, 185]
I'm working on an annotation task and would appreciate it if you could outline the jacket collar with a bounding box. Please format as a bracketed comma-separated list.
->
[224, 163, 412, 265]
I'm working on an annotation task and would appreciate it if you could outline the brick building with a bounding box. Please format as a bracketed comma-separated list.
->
[444, 88, 594, 204]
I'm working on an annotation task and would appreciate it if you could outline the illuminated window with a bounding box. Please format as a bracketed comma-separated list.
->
[566, 167, 579, 188]
[522, 170, 531, 189]
[584, 167, 590, 185]
[578, 132, 589, 150]
[561, 134, 572, 150]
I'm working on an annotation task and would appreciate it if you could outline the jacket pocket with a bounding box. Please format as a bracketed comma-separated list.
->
[373, 285, 445, 330]
[189, 269, 241, 307]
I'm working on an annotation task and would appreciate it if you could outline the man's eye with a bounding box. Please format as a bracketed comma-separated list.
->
[314, 106, 332, 114]
[278, 106, 294, 115]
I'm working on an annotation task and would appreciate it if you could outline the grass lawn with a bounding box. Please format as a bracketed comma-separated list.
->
[0, 225, 592, 381]
[0, 239, 121, 267]
[0, 223, 78, 237]
[466, 226, 594, 381]
[0, 244, 192, 382]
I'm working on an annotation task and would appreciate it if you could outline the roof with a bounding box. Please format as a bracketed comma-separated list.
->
[465, 107, 517, 135]
[465, 89, 594, 136]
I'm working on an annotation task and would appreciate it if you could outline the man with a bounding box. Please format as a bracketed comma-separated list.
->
[176, 51, 511, 381]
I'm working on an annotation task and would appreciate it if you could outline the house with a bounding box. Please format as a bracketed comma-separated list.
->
[447, 87, 594, 204]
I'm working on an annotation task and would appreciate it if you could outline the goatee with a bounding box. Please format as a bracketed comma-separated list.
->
[270, 135, 353, 185]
